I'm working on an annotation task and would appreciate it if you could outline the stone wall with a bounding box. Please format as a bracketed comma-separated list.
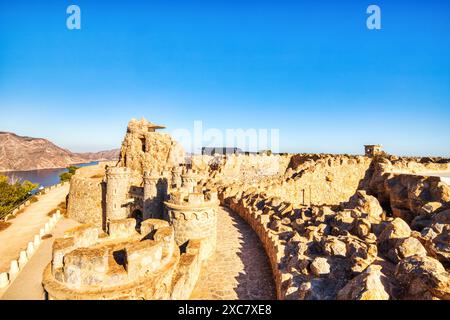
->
[207, 155, 372, 207]
[277, 155, 372, 206]
[43, 218, 207, 300]
[190, 154, 292, 182]
[66, 163, 113, 227]
[67, 175, 104, 227]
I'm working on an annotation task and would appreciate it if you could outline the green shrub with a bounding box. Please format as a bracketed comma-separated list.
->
[0, 175, 38, 217]
[59, 165, 80, 182]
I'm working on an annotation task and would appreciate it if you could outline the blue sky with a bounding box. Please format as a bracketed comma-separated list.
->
[0, 0, 449, 155]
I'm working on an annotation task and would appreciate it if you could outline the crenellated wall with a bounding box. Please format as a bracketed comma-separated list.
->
[42, 218, 209, 300]
[165, 190, 219, 259]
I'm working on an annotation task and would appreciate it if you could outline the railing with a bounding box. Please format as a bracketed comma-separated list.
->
[0, 181, 69, 221]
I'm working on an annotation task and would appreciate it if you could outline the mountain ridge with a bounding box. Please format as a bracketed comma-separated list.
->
[0, 131, 119, 172]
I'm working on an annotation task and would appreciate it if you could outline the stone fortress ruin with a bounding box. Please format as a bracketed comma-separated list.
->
[45, 117, 450, 300]
[44, 118, 218, 299]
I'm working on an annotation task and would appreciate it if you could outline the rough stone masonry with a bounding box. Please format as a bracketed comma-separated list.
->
[57, 118, 450, 300]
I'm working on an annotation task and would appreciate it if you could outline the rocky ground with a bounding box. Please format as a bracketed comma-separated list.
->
[198, 155, 450, 300]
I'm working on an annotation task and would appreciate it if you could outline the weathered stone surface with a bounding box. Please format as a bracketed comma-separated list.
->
[109, 218, 137, 239]
[342, 190, 383, 219]
[125, 240, 163, 278]
[321, 237, 347, 258]
[57, 120, 450, 301]
[395, 255, 450, 300]
[378, 218, 411, 250]
[43, 218, 201, 300]
[63, 247, 109, 288]
[117, 118, 185, 174]
[337, 265, 389, 300]
[432, 209, 450, 225]
[420, 202, 443, 216]
[310, 257, 330, 276]
[387, 237, 427, 264]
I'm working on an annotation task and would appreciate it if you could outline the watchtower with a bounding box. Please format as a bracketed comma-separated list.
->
[364, 145, 383, 157]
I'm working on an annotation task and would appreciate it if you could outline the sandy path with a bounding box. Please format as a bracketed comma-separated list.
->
[0, 184, 70, 273]
[0, 217, 80, 300]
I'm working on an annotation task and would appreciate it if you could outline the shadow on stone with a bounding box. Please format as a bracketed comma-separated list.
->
[225, 208, 276, 300]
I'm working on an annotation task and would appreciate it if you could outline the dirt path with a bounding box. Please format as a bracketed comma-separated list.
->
[0, 218, 80, 300]
[190, 207, 276, 300]
[0, 184, 70, 273]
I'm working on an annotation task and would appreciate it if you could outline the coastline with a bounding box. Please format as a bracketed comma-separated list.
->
[0, 159, 117, 173]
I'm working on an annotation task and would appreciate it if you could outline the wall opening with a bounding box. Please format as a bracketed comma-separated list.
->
[140, 137, 146, 153]
[131, 209, 143, 230]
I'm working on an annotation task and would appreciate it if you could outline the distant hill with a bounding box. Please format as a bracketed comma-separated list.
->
[0, 132, 119, 172]
[74, 149, 120, 162]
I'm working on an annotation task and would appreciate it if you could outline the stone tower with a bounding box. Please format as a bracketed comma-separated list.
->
[164, 169, 218, 259]
[143, 170, 168, 220]
[164, 189, 219, 259]
[364, 145, 383, 157]
[117, 118, 185, 174]
[181, 169, 199, 193]
[105, 166, 132, 223]
[171, 166, 183, 189]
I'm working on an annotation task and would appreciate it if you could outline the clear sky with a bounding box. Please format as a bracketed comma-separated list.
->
[0, 0, 449, 156]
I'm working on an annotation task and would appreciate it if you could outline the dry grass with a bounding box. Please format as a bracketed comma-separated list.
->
[0, 221, 11, 232]
[47, 201, 67, 217]
[47, 208, 58, 217]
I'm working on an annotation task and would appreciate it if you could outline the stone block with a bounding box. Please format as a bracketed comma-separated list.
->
[171, 253, 201, 300]
[0, 272, 9, 288]
[63, 247, 109, 288]
[125, 240, 163, 279]
[188, 193, 204, 205]
[33, 234, 40, 247]
[154, 226, 175, 257]
[108, 218, 136, 239]
[65, 224, 99, 247]
[9, 260, 19, 277]
[26, 241, 34, 258]
[18, 251, 28, 269]
[52, 237, 75, 272]
[140, 218, 170, 237]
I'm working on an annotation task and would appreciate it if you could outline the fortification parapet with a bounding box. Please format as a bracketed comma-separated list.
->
[164, 188, 219, 259]
[171, 166, 183, 189]
[42, 217, 205, 300]
[181, 169, 200, 193]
